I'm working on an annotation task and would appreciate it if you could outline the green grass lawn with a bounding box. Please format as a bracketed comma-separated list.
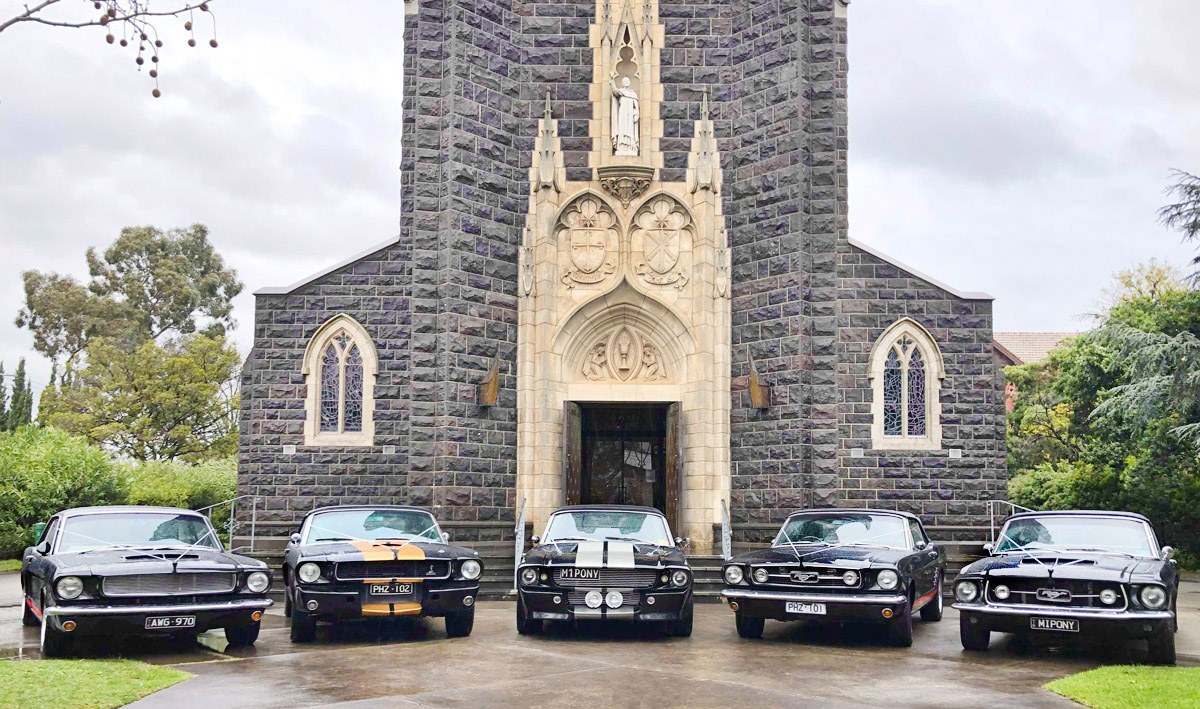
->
[0, 559, 22, 572]
[1047, 666, 1200, 708]
[0, 659, 189, 708]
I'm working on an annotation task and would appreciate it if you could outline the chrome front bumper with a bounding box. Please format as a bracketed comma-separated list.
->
[953, 602, 1174, 621]
[46, 597, 273, 617]
[721, 588, 907, 605]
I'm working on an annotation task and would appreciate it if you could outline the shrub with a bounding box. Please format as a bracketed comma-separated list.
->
[121, 457, 237, 536]
[0, 427, 123, 556]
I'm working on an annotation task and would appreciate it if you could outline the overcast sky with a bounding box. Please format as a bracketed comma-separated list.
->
[1, 0, 1197, 397]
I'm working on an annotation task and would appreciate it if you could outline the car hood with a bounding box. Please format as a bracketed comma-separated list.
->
[51, 547, 264, 577]
[524, 540, 687, 568]
[961, 552, 1163, 583]
[729, 544, 910, 569]
[296, 539, 479, 563]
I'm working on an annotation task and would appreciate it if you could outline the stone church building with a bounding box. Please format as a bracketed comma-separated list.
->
[238, 0, 1006, 548]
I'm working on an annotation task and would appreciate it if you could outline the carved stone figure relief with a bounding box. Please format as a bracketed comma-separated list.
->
[582, 343, 608, 381]
[611, 77, 640, 156]
[577, 327, 672, 383]
[632, 195, 691, 288]
[558, 195, 618, 288]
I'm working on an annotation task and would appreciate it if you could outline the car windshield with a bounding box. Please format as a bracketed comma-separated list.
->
[543, 510, 672, 546]
[775, 513, 910, 550]
[57, 513, 220, 554]
[995, 515, 1155, 557]
[303, 509, 441, 543]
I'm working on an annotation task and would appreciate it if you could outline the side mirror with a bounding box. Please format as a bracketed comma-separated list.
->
[1162, 545, 1176, 560]
[674, 537, 684, 546]
[982, 543, 994, 555]
[289, 533, 301, 545]
[530, 535, 540, 546]
[441, 531, 450, 543]
[915, 540, 927, 550]
[35, 541, 51, 555]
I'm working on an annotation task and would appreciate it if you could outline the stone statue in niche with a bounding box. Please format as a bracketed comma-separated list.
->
[641, 344, 665, 381]
[610, 77, 640, 156]
[582, 344, 608, 381]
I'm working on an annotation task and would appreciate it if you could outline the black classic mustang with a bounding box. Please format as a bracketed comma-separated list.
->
[21, 506, 272, 657]
[721, 509, 946, 646]
[953, 510, 1179, 664]
[283, 505, 482, 641]
[516, 505, 693, 636]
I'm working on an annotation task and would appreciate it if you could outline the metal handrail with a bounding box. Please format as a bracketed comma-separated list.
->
[720, 498, 732, 561]
[195, 494, 260, 553]
[513, 497, 527, 593]
[987, 500, 1035, 543]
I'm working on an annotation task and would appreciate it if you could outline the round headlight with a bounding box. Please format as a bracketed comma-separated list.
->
[1099, 588, 1119, 606]
[955, 580, 979, 603]
[56, 576, 83, 600]
[246, 571, 271, 593]
[460, 559, 482, 581]
[842, 570, 860, 586]
[297, 562, 322, 583]
[520, 567, 539, 586]
[752, 568, 769, 584]
[672, 570, 690, 587]
[993, 584, 1010, 600]
[1140, 585, 1167, 609]
[876, 569, 899, 590]
[724, 565, 744, 585]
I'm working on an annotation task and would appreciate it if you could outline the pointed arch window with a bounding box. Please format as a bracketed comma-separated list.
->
[870, 319, 943, 450]
[303, 315, 378, 446]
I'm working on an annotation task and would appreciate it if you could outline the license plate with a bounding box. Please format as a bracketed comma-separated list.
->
[145, 615, 196, 630]
[785, 602, 827, 616]
[369, 583, 413, 595]
[559, 568, 601, 581]
[1030, 617, 1079, 632]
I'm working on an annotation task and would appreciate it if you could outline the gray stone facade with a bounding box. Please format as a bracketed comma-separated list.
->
[238, 0, 1006, 534]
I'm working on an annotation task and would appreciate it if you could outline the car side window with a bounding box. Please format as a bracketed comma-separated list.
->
[40, 517, 60, 546]
[908, 519, 928, 547]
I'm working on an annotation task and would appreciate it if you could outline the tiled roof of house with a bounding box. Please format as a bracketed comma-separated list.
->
[993, 332, 1078, 365]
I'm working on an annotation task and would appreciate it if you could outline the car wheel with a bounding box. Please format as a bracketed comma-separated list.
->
[39, 608, 73, 658]
[515, 595, 542, 636]
[284, 582, 293, 619]
[669, 602, 694, 638]
[1147, 629, 1176, 666]
[959, 613, 990, 651]
[445, 607, 476, 638]
[22, 593, 39, 628]
[887, 600, 914, 647]
[224, 621, 261, 648]
[734, 611, 764, 639]
[920, 573, 944, 622]
[290, 607, 317, 643]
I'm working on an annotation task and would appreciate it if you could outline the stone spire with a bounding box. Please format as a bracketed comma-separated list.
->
[688, 87, 721, 194]
[534, 91, 561, 193]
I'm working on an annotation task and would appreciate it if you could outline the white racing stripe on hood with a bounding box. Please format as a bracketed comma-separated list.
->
[605, 541, 636, 569]
[576, 541, 605, 567]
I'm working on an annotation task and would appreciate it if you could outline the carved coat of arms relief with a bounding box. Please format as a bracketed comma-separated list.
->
[632, 196, 691, 289]
[559, 196, 619, 288]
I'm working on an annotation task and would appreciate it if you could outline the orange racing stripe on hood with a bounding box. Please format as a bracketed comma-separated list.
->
[350, 540, 399, 562]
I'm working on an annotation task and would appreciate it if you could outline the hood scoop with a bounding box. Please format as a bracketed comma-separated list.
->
[123, 553, 203, 561]
[1021, 557, 1095, 565]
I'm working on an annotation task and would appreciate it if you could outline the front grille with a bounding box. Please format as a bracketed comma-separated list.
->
[335, 560, 451, 581]
[551, 568, 658, 589]
[103, 573, 237, 597]
[567, 589, 640, 607]
[986, 579, 1127, 610]
[752, 565, 863, 591]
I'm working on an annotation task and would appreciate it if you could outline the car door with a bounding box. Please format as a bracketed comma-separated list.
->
[907, 518, 939, 602]
[24, 516, 60, 606]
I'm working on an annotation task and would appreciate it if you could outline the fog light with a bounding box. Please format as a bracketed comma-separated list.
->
[647, 596, 656, 605]
[881, 608, 893, 619]
[605, 591, 624, 609]
[540, 572, 549, 582]
[994, 584, 1011, 600]
[661, 574, 669, 583]
[552, 595, 562, 605]
[1099, 589, 1118, 605]
[729, 602, 739, 612]
[585, 590, 603, 609]
[307, 600, 319, 611]
[463, 596, 475, 607]
[62, 620, 76, 632]
[251, 611, 263, 622]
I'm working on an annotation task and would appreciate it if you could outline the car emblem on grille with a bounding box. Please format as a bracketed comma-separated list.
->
[790, 570, 819, 584]
[1036, 588, 1071, 602]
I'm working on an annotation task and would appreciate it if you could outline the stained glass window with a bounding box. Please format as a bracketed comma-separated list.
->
[343, 345, 364, 432]
[883, 348, 902, 436]
[320, 344, 340, 432]
[907, 350, 926, 436]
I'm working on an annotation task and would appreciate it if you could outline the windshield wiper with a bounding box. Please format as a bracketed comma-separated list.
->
[605, 536, 650, 544]
[1062, 546, 1139, 557]
[314, 536, 353, 542]
[547, 536, 589, 543]
[778, 540, 829, 547]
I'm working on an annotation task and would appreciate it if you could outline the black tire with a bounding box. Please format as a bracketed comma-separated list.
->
[445, 607, 475, 638]
[1147, 630, 1176, 666]
[959, 613, 990, 651]
[515, 595, 542, 636]
[284, 580, 293, 618]
[22, 593, 39, 628]
[920, 573, 944, 622]
[669, 603, 694, 638]
[887, 600, 914, 647]
[734, 611, 764, 639]
[39, 612, 73, 658]
[224, 620, 261, 648]
[290, 607, 317, 643]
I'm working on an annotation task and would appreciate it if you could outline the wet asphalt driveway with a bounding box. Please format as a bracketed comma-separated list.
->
[3, 574, 1198, 708]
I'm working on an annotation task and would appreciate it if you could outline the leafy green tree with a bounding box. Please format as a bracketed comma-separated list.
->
[39, 334, 239, 461]
[3, 359, 33, 431]
[0, 362, 7, 426]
